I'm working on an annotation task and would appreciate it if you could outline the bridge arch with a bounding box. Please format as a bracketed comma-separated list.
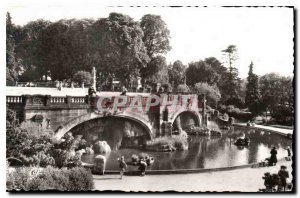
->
[170, 110, 202, 129]
[55, 111, 153, 139]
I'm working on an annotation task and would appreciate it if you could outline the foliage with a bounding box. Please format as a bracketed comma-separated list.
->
[218, 105, 253, 121]
[90, 13, 149, 85]
[140, 55, 169, 85]
[176, 84, 191, 93]
[224, 97, 245, 108]
[16, 19, 51, 81]
[259, 73, 294, 124]
[272, 105, 294, 125]
[38, 19, 94, 81]
[168, 60, 186, 89]
[146, 135, 188, 151]
[220, 45, 241, 100]
[245, 62, 260, 109]
[72, 71, 93, 86]
[6, 108, 84, 168]
[186, 60, 220, 86]
[140, 14, 171, 58]
[6, 166, 94, 191]
[194, 82, 221, 107]
[6, 12, 24, 85]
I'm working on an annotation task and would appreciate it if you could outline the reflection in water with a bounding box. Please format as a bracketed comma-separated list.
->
[81, 126, 292, 171]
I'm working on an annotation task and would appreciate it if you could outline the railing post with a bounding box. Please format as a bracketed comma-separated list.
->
[66, 95, 72, 104]
[45, 95, 51, 106]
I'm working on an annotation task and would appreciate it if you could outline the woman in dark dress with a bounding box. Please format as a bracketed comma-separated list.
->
[269, 147, 278, 166]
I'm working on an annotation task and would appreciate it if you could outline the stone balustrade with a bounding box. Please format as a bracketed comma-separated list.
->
[6, 96, 23, 103]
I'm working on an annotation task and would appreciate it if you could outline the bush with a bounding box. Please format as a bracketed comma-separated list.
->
[225, 97, 245, 108]
[146, 135, 188, 151]
[218, 104, 253, 122]
[176, 84, 191, 93]
[72, 71, 92, 86]
[6, 166, 94, 191]
[272, 105, 294, 126]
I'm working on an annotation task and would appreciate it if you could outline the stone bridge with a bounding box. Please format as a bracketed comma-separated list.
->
[6, 87, 205, 139]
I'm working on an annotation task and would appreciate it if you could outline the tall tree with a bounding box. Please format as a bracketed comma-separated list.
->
[245, 62, 260, 106]
[140, 14, 171, 58]
[221, 45, 241, 101]
[140, 14, 171, 86]
[90, 13, 149, 85]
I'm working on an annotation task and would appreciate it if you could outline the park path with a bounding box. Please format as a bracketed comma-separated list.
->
[93, 160, 293, 192]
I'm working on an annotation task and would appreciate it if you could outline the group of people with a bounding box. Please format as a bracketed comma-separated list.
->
[118, 156, 148, 179]
[260, 146, 292, 192]
[262, 165, 291, 192]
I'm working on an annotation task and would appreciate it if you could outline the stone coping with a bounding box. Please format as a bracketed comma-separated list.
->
[233, 123, 293, 138]
[94, 157, 287, 176]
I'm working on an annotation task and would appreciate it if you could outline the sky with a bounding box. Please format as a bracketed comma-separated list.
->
[6, 4, 294, 78]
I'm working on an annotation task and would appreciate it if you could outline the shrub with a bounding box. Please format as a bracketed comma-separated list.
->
[131, 154, 139, 163]
[72, 71, 92, 86]
[176, 84, 191, 93]
[6, 166, 94, 191]
[146, 135, 188, 151]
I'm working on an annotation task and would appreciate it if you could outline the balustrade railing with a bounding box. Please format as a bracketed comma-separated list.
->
[50, 97, 66, 104]
[6, 96, 22, 103]
[71, 97, 85, 103]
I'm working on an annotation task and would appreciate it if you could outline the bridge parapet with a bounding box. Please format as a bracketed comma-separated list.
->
[7, 92, 206, 139]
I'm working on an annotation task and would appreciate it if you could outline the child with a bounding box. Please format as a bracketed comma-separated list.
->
[118, 156, 127, 179]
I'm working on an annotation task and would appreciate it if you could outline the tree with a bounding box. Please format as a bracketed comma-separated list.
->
[220, 45, 241, 101]
[259, 73, 294, 123]
[6, 12, 24, 85]
[245, 62, 262, 115]
[140, 14, 171, 87]
[168, 60, 186, 89]
[186, 60, 220, 86]
[144, 55, 169, 85]
[90, 13, 149, 85]
[140, 14, 171, 58]
[194, 82, 221, 108]
[16, 19, 51, 81]
[38, 19, 94, 81]
[72, 71, 93, 86]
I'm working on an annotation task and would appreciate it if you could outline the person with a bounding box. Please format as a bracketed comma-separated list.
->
[120, 86, 128, 96]
[269, 147, 278, 166]
[118, 156, 127, 179]
[88, 86, 96, 96]
[278, 165, 289, 191]
[138, 159, 147, 176]
[247, 120, 251, 127]
[285, 146, 291, 161]
[262, 172, 273, 192]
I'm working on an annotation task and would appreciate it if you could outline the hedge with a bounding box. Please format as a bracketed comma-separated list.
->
[7, 166, 94, 191]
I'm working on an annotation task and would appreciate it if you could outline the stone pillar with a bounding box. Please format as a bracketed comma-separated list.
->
[93, 155, 106, 175]
[66, 96, 72, 104]
[92, 67, 96, 89]
[45, 95, 51, 106]
[82, 82, 85, 89]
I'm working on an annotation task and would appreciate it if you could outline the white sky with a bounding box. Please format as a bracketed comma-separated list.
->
[7, 4, 294, 78]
